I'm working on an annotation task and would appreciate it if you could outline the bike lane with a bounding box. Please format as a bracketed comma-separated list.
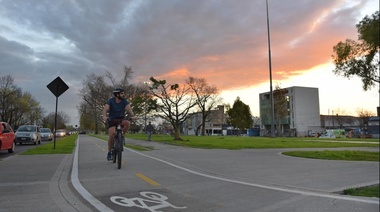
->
[75, 135, 379, 212]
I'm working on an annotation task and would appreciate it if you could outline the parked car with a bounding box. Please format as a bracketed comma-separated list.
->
[40, 128, 53, 141]
[55, 129, 66, 138]
[15, 125, 41, 145]
[0, 122, 15, 153]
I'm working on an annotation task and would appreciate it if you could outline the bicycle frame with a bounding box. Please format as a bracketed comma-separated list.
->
[112, 119, 124, 169]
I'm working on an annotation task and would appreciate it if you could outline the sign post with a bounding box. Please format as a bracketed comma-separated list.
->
[47, 77, 69, 149]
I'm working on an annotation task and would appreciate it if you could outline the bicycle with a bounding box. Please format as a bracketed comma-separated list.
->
[110, 117, 132, 169]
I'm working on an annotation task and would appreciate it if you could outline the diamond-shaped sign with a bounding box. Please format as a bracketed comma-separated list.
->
[47, 77, 69, 97]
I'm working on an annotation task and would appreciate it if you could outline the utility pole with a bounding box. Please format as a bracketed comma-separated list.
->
[266, 0, 275, 137]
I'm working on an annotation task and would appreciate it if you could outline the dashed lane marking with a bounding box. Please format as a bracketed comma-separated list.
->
[135, 173, 161, 186]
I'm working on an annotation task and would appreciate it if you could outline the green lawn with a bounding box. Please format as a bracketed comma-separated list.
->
[125, 133, 379, 149]
[343, 185, 379, 198]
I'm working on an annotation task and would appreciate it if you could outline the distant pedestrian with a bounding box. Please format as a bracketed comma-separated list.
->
[146, 122, 154, 141]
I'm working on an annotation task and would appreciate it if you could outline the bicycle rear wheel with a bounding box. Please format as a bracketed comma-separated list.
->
[117, 132, 123, 169]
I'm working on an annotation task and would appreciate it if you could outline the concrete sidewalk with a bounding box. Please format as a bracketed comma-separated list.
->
[0, 153, 94, 212]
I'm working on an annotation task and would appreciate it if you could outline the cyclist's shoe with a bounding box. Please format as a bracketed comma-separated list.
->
[107, 152, 112, 161]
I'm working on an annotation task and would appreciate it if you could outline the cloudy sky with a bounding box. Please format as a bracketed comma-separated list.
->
[0, 0, 379, 126]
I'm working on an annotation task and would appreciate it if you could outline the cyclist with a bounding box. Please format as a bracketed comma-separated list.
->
[102, 88, 135, 161]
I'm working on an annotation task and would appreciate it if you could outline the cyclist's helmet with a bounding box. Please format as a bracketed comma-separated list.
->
[113, 88, 124, 97]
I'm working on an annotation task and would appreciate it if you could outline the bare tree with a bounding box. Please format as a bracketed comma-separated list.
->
[186, 76, 220, 135]
[42, 111, 70, 130]
[78, 67, 145, 133]
[356, 108, 376, 132]
[149, 77, 197, 140]
[356, 108, 376, 117]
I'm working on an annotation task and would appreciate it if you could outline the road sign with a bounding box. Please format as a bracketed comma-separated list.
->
[47, 77, 69, 97]
[46, 76, 69, 149]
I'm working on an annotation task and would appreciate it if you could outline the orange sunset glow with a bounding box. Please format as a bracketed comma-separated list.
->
[0, 0, 378, 125]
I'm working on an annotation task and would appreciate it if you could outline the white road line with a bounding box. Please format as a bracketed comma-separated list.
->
[126, 148, 379, 205]
[75, 136, 379, 208]
[71, 137, 114, 212]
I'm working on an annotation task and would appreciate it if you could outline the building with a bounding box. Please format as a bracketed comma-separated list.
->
[183, 105, 225, 136]
[320, 115, 361, 129]
[368, 116, 379, 138]
[259, 86, 321, 137]
[182, 87, 376, 138]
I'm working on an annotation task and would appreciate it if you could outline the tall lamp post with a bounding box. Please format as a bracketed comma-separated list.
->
[266, 0, 275, 137]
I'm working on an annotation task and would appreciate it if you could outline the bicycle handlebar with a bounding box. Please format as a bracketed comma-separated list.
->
[104, 116, 135, 124]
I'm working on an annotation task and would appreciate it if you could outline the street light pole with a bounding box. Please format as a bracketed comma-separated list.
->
[266, 0, 275, 137]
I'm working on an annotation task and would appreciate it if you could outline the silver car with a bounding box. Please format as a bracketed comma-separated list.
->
[55, 129, 66, 138]
[40, 128, 53, 141]
[15, 125, 41, 145]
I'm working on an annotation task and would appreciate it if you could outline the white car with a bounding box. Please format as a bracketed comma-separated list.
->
[15, 125, 41, 145]
[40, 128, 53, 141]
[55, 130, 66, 138]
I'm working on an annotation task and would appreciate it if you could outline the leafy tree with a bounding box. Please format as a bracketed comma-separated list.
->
[273, 85, 289, 136]
[332, 11, 379, 91]
[79, 73, 110, 134]
[149, 77, 197, 140]
[0, 75, 43, 128]
[186, 76, 220, 136]
[132, 83, 158, 130]
[227, 97, 253, 133]
[21, 92, 44, 125]
[0, 75, 21, 124]
[78, 109, 96, 131]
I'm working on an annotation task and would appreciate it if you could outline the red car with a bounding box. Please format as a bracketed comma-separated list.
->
[0, 122, 15, 153]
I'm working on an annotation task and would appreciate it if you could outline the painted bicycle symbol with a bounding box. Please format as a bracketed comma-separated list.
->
[110, 191, 187, 212]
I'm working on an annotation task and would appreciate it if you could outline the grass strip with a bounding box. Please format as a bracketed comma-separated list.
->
[20, 134, 78, 155]
[343, 185, 379, 198]
[282, 150, 379, 161]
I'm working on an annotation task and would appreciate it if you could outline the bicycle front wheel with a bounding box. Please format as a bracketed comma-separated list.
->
[112, 138, 117, 163]
[117, 149, 122, 169]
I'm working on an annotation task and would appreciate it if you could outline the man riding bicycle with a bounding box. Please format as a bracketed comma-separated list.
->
[102, 88, 135, 161]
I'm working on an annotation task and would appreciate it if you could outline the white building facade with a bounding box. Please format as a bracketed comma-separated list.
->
[182, 105, 225, 136]
[259, 86, 322, 137]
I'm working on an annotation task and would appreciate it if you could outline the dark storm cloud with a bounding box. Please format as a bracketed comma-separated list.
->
[0, 0, 377, 124]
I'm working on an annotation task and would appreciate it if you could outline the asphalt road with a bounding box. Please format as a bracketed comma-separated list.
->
[0, 135, 379, 212]
[0, 141, 47, 158]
